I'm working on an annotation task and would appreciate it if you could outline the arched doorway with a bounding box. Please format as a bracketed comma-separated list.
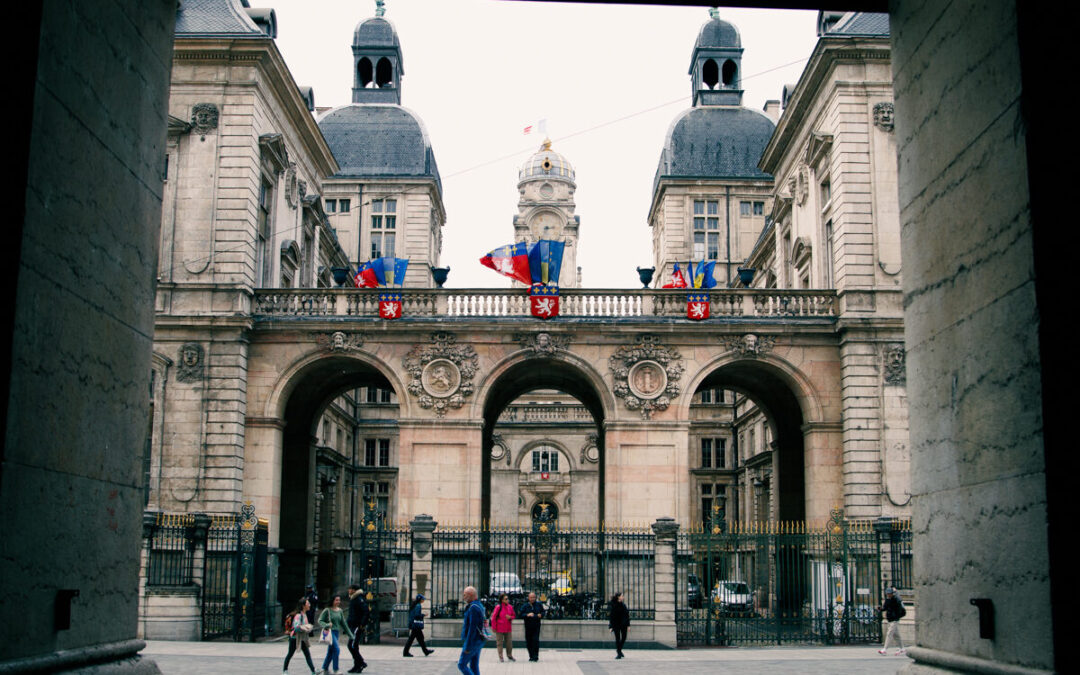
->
[480, 357, 608, 527]
[276, 354, 403, 613]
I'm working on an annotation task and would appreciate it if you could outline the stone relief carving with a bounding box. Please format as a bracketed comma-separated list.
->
[515, 331, 570, 355]
[609, 335, 684, 419]
[490, 433, 511, 466]
[580, 433, 599, 464]
[403, 332, 478, 417]
[315, 331, 365, 352]
[297, 179, 307, 201]
[190, 103, 219, 139]
[284, 163, 298, 208]
[883, 344, 906, 385]
[795, 165, 809, 205]
[873, 101, 895, 132]
[176, 342, 205, 382]
[721, 334, 776, 358]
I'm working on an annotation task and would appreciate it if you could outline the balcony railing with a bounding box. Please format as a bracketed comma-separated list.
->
[252, 288, 837, 319]
[497, 405, 595, 424]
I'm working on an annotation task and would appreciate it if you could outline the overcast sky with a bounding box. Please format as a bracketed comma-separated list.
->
[260, 0, 819, 288]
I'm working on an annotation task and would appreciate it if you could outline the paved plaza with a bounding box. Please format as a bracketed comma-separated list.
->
[144, 640, 911, 674]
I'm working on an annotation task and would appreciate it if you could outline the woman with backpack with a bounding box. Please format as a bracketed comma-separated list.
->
[491, 593, 517, 662]
[283, 597, 317, 674]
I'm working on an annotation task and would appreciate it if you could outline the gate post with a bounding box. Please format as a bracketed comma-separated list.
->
[191, 514, 211, 638]
[410, 515, 438, 625]
[651, 517, 679, 649]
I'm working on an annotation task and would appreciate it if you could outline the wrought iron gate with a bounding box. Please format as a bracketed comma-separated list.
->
[354, 503, 412, 644]
[676, 509, 883, 646]
[201, 504, 269, 640]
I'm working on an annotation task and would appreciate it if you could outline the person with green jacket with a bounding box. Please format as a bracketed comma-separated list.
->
[318, 594, 355, 674]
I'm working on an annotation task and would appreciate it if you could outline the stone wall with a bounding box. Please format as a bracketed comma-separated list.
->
[2, 0, 175, 671]
[892, 0, 1053, 671]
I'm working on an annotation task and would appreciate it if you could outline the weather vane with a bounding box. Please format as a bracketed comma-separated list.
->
[375, 0, 386, 18]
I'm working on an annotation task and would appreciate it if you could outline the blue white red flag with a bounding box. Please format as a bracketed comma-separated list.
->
[479, 242, 532, 285]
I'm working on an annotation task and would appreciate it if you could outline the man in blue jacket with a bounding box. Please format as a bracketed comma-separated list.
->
[458, 586, 486, 675]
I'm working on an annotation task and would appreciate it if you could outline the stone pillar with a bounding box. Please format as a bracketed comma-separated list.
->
[136, 513, 157, 640]
[191, 514, 211, 639]
[409, 515, 438, 620]
[650, 517, 679, 649]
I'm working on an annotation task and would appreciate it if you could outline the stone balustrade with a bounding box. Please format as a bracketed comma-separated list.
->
[498, 405, 595, 423]
[252, 288, 838, 319]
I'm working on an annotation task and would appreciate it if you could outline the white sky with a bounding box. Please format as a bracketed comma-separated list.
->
[261, 0, 819, 288]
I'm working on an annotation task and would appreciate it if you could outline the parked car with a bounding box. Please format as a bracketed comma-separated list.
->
[687, 574, 703, 608]
[711, 580, 753, 613]
[490, 571, 524, 596]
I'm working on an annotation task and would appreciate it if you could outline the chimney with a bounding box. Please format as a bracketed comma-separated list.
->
[763, 100, 781, 123]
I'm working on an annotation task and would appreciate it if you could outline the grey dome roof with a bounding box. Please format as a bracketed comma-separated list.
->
[519, 141, 575, 185]
[353, 17, 400, 47]
[318, 104, 441, 195]
[695, 18, 741, 49]
[654, 106, 774, 190]
[175, 0, 264, 37]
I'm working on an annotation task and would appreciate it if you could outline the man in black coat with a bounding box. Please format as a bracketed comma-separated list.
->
[346, 584, 371, 673]
[519, 591, 545, 662]
[877, 587, 906, 655]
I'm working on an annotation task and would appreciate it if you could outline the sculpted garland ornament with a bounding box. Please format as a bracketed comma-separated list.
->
[609, 335, 684, 419]
[403, 332, 478, 417]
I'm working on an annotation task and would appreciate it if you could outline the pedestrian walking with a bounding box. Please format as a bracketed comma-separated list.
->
[283, 598, 317, 674]
[491, 593, 516, 662]
[608, 592, 630, 659]
[345, 584, 369, 673]
[402, 594, 435, 657]
[457, 586, 486, 675]
[518, 591, 545, 662]
[878, 587, 907, 655]
[317, 594, 354, 674]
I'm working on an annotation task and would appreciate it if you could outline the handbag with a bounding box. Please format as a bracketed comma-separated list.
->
[319, 628, 331, 643]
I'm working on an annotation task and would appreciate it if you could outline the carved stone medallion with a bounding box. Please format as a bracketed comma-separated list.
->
[176, 342, 204, 382]
[403, 332, 478, 417]
[609, 335, 684, 419]
[190, 103, 219, 138]
[883, 344, 906, 385]
[491, 433, 511, 466]
[873, 101, 895, 132]
[421, 359, 461, 397]
[515, 331, 569, 355]
[721, 333, 776, 358]
[315, 331, 365, 352]
[284, 163, 298, 208]
[580, 433, 599, 464]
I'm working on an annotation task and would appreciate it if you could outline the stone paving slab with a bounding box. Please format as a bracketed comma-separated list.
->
[144, 641, 911, 674]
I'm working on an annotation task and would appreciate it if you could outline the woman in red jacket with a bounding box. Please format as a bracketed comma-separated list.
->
[491, 593, 517, 662]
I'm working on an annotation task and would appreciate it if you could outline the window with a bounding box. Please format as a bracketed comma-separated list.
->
[701, 438, 726, 468]
[339, 199, 350, 213]
[693, 200, 720, 260]
[365, 438, 376, 466]
[321, 420, 329, 444]
[824, 220, 835, 288]
[370, 198, 397, 258]
[701, 483, 725, 523]
[256, 181, 273, 286]
[531, 448, 559, 473]
[820, 179, 832, 206]
[753, 201, 764, 216]
[740, 201, 765, 216]
[366, 387, 392, 403]
[336, 428, 344, 452]
[364, 438, 391, 467]
[379, 439, 390, 467]
[363, 481, 390, 514]
[325, 199, 336, 213]
[699, 387, 725, 404]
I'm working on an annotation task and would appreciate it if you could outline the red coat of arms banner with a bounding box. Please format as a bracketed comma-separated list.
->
[529, 284, 560, 319]
[379, 292, 403, 320]
[687, 292, 710, 320]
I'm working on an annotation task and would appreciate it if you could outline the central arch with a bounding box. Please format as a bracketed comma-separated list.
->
[478, 355, 610, 526]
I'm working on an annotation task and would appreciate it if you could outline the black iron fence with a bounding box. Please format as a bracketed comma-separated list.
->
[430, 523, 655, 621]
[676, 511, 885, 646]
[886, 520, 913, 591]
[351, 520, 412, 644]
[147, 513, 196, 586]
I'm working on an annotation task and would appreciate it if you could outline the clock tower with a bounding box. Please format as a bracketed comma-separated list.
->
[513, 139, 581, 288]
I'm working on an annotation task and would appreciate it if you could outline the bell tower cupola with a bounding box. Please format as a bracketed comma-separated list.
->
[352, 1, 404, 104]
[690, 8, 744, 107]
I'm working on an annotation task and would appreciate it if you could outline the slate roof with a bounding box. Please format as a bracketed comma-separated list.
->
[694, 18, 742, 49]
[829, 12, 889, 37]
[318, 104, 442, 195]
[175, 0, 264, 37]
[654, 106, 774, 193]
[354, 17, 401, 47]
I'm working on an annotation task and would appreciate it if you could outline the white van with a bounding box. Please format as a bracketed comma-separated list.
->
[490, 572, 524, 596]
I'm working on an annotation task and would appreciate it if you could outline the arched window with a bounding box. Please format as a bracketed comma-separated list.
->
[703, 59, 719, 90]
[531, 447, 560, 473]
[376, 57, 393, 88]
[358, 57, 373, 88]
[722, 59, 738, 87]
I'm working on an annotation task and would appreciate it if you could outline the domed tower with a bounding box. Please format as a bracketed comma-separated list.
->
[513, 139, 581, 288]
[318, 2, 445, 288]
[648, 9, 774, 287]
